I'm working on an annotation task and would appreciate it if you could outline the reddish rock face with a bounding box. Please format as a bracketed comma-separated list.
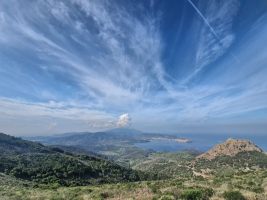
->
[197, 138, 263, 160]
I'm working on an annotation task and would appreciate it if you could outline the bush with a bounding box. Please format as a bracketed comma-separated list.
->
[100, 192, 110, 199]
[148, 183, 161, 194]
[223, 191, 246, 200]
[202, 188, 214, 199]
[181, 189, 203, 200]
[181, 188, 214, 200]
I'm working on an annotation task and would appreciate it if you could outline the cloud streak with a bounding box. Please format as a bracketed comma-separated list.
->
[182, 0, 239, 83]
[186, 0, 220, 40]
[0, 0, 267, 135]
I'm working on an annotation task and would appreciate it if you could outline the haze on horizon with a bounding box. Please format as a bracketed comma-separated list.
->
[0, 0, 267, 136]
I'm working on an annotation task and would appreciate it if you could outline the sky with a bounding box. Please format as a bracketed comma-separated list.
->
[0, 0, 267, 136]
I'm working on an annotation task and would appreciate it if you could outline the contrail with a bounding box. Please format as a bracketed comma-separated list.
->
[186, 0, 240, 63]
[186, 0, 221, 42]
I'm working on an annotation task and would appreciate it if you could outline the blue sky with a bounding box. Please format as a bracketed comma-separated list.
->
[0, 0, 267, 136]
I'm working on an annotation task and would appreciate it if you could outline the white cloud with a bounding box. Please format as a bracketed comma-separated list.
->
[0, 0, 267, 135]
[49, 1, 70, 22]
[88, 120, 116, 129]
[0, 98, 115, 122]
[0, 0, 165, 108]
[117, 113, 131, 127]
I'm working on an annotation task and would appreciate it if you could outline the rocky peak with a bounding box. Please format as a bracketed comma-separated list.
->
[197, 138, 263, 160]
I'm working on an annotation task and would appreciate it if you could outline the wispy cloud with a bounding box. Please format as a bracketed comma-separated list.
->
[0, 0, 267, 135]
[0, 0, 164, 105]
[183, 0, 239, 83]
[186, 0, 220, 39]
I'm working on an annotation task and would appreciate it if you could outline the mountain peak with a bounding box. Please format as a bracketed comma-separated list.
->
[197, 138, 263, 160]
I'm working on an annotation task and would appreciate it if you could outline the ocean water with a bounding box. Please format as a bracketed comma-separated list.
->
[135, 133, 267, 152]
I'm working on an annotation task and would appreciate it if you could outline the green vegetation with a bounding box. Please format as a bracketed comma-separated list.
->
[223, 191, 246, 200]
[132, 152, 196, 179]
[2, 170, 266, 200]
[0, 133, 267, 200]
[181, 188, 214, 200]
[0, 133, 154, 186]
[195, 151, 267, 172]
[1, 153, 153, 186]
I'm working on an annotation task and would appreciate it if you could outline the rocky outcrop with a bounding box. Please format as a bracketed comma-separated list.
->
[197, 138, 263, 160]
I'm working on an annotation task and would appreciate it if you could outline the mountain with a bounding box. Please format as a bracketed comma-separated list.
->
[0, 133, 152, 186]
[0, 133, 49, 154]
[106, 128, 143, 135]
[24, 129, 176, 163]
[25, 128, 177, 146]
[26, 128, 145, 146]
[197, 138, 263, 160]
[192, 139, 267, 177]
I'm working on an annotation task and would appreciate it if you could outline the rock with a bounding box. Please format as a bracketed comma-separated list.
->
[197, 138, 263, 160]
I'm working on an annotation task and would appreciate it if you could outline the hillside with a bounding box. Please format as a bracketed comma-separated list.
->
[0, 133, 49, 154]
[133, 139, 267, 179]
[197, 138, 263, 160]
[25, 129, 177, 165]
[0, 135, 267, 199]
[0, 133, 152, 186]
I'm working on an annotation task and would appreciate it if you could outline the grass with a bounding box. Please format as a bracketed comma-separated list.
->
[1, 168, 266, 200]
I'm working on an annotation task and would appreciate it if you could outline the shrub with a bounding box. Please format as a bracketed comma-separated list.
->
[99, 192, 110, 199]
[181, 189, 203, 200]
[223, 191, 246, 200]
[202, 188, 214, 199]
[148, 183, 161, 194]
[180, 188, 214, 200]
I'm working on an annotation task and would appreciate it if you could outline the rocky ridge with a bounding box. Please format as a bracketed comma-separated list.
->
[197, 138, 263, 160]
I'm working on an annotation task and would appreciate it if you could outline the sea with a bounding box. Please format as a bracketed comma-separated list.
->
[134, 133, 267, 152]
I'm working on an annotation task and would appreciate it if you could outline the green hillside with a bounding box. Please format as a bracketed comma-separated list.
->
[1, 133, 267, 199]
[0, 133, 152, 186]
